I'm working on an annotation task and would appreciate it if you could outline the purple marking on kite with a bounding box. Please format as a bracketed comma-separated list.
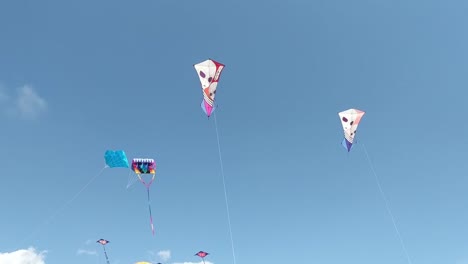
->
[200, 99, 215, 117]
[204, 100, 213, 116]
[342, 138, 352, 152]
[201, 100, 208, 115]
[208, 77, 213, 82]
[199, 71, 206, 78]
[342, 117, 348, 122]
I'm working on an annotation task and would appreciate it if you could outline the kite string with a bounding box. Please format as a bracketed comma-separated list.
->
[126, 170, 137, 189]
[19, 165, 108, 245]
[213, 111, 237, 264]
[361, 143, 413, 264]
[48, 165, 108, 220]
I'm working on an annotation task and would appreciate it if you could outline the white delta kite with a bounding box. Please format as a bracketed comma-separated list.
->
[194, 59, 225, 118]
[338, 108, 365, 152]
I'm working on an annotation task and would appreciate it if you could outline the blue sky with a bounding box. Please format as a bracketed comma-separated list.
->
[0, 0, 468, 263]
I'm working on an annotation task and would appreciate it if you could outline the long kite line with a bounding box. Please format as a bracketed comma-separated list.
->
[19, 165, 108, 245]
[362, 143, 413, 264]
[214, 111, 237, 264]
[194, 58, 237, 264]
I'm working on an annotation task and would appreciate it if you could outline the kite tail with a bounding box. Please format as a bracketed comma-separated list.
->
[361, 143, 413, 264]
[19, 165, 108, 245]
[103, 245, 111, 264]
[147, 187, 155, 235]
[213, 111, 237, 264]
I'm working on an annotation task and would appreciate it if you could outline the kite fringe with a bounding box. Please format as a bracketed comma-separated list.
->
[102, 244, 111, 264]
[214, 111, 237, 264]
[361, 143, 413, 264]
[147, 187, 155, 235]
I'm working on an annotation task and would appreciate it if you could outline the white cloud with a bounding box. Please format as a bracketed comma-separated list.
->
[15, 85, 47, 119]
[85, 239, 93, 245]
[0, 84, 47, 119]
[157, 250, 171, 262]
[147, 249, 211, 264]
[0, 247, 47, 264]
[77, 249, 97, 256]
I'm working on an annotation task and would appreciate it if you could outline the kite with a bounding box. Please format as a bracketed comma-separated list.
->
[194, 59, 225, 118]
[195, 251, 209, 264]
[132, 158, 157, 235]
[194, 60, 237, 264]
[97, 239, 111, 264]
[338, 108, 365, 152]
[104, 150, 132, 189]
[104, 150, 129, 168]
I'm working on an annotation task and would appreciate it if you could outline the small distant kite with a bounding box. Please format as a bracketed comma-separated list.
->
[194, 59, 225, 118]
[132, 158, 157, 235]
[195, 251, 209, 264]
[97, 239, 111, 264]
[338, 108, 365, 152]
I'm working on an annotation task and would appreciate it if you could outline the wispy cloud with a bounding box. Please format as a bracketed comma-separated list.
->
[77, 239, 99, 258]
[77, 249, 97, 256]
[15, 85, 47, 119]
[0, 84, 47, 119]
[146, 249, 211, 264]
[158, 250, 171, 262]
[0, 247, 47, 264]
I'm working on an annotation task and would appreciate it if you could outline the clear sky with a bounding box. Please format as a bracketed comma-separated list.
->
[0, 0, 468, 264]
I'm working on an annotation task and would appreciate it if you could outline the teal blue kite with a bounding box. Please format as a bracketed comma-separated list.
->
[104, 150, 129, 168]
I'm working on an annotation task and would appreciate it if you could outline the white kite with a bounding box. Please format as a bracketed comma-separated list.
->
[338, 108, 365, 151]
[194, 59, 225, 118]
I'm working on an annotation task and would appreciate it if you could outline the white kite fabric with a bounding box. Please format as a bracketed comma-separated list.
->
[338, 108, 365, 151]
